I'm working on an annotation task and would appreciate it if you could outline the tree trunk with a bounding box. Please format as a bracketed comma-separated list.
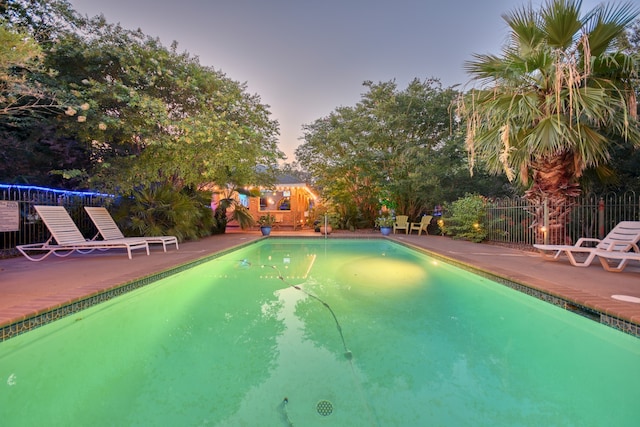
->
[213, 206, 228, 234]
[525, 152, 581, 245]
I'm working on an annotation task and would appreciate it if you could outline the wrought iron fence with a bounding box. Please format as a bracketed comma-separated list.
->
[0, 184, 113, 258]
[484, 196, 537, 246]
[484, 191, 640, 247]
[3, 183, 639, 255]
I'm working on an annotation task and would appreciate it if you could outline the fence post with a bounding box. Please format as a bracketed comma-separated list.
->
[543, 198, 549, 245]
[598, 197, 605, 239]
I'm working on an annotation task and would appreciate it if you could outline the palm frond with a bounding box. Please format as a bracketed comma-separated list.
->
[540, 0, 583, 49]
[502, 2, 543, 53]
[583, 1, 639, 56]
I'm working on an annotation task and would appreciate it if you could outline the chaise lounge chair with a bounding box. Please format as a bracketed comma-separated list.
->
[393, 215, 410, 234]
[533, 221, 640, 267]
[409, 215, 433, 236]
[85, 206, 179, 252]
[17, 205, 149, 261]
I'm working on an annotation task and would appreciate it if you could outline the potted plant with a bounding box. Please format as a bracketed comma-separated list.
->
[376, 215, 394, 236]
[318, 213, 339, 235]
[319, 216, 333, 235]
[258, 214, 276, 236]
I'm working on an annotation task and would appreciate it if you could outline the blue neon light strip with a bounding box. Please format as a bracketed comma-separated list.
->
[0, 183, 113, 198]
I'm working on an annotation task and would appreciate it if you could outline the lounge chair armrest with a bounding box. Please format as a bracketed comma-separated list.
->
[574, 237, 600, 247]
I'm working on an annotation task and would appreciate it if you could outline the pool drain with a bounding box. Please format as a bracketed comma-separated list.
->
[316, 400, 333, 416]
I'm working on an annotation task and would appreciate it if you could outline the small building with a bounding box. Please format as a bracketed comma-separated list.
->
[247, 174, 317, 230]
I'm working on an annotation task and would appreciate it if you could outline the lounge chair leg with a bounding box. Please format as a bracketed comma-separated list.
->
[598, 257, 627, 273]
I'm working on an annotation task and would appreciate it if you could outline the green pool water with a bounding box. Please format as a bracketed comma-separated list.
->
[1, 238, 639, 426]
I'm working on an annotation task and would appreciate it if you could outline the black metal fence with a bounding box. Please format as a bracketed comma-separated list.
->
[0, 184, 113, 258]
[3, 184, 639, 256]
[484, 191, 640, 247]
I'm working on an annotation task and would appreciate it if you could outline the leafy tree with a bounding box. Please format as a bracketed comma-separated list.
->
[1, 0, 87, 123]
[297, 78, 509, 227]
[0, 1, 97, 187]
[2, 4, 281, 192]
[357, 79, 460, 219]
[297, 100, 388, 227]
[0, 18, 90, 187]
[37, 15, 283, 193]
[459, 0, 640, 244]
[1, 0, 283, 234]
[0, 24, 43, 116]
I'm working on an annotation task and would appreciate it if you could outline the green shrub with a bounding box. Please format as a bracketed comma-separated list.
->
[441, 193, 488, 243]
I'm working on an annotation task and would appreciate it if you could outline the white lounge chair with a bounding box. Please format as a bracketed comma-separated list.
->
[533, 221, 640, 267]
[85, 206, 179, 252]
[17, 205, 149, 261]
[595, 250, 640, 272]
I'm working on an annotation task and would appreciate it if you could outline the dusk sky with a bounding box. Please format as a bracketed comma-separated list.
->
[68, 0, 602, 160]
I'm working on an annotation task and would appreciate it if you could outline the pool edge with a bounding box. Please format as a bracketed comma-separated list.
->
[2, 236, 638, 341]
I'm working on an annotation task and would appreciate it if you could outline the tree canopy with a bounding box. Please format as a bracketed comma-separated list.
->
[1, 0, 283, 192]
[296, 78, 511, 227]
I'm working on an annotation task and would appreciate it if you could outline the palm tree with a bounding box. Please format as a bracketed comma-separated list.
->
[211, 185, 257, 233]
[459, 0, 640, 244]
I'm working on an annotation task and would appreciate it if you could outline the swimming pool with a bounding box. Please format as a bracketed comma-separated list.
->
[1, 238, 639, 426]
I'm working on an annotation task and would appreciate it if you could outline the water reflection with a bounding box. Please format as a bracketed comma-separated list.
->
[3, 239, 638, 426]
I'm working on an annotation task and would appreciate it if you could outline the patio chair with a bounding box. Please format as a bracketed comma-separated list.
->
[85, 207, 179, 252]
[17, 205, 149, 261]
[274, 213, 284, 229]
[533, 221, 640, 267]
[393, 215, 410, 234]
[409, 215, 433, 236]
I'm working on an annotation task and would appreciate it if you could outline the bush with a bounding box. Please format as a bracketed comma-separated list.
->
[110, 184, 215, 242]
[441, 194, 488, 243]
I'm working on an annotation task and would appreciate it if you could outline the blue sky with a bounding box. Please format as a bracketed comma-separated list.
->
[68, 0, 602, 160]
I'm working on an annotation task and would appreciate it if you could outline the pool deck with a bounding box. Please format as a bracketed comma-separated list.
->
[1, 228, 640, 339]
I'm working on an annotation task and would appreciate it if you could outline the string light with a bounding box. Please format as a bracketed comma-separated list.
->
[0, 183, 113, 198]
